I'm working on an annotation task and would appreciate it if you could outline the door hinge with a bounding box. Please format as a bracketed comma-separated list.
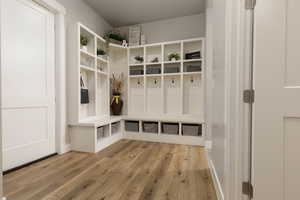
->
[242, 182, 253, 198]
[245, 0, 256, 10]
[243, 89, 255, 104]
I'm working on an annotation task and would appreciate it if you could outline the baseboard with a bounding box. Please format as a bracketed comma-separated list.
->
[59, 144, 71, 154]
[206, 152, 225, 200]
[123, 132, 204, 146]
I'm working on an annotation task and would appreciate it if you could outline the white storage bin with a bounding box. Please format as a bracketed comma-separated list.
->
[182, 124, 202, 136]
[161, 123, 179, 135]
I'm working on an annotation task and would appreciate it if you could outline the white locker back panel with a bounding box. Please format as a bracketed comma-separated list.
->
[130, 78, 145, 114]
[146, 77, 163, 114]
[164, 75, 181, 115]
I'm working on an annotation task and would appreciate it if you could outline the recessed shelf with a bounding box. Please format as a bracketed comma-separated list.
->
[97, 56, 109, 63]
[164, 60, 181, 64]
[183, 72, 202, 75]
[80, 65, 95, 72]
[129, 75, 144, 78]
[183, 59, 202, 63]
[163, 73, 181, 76]
[129, 63, 144, 67]
[80, 49, 95, 58]
[145, 62, 162, 65]
[97, 70, 108, 75]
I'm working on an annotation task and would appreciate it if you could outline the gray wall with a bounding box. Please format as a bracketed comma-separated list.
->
[56, 0, 112, 36]
[56, 0, 112, 144]
[118, 14, 206, 44]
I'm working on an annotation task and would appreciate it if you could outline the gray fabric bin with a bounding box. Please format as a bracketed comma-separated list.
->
[186, 65, 202, 72]
[143, 122, 158, 133]
[130, 69, 144, 75]
[182, 124, 202, 136]
[146, 67, 161, 74]
[125, 120, 139, 132]
[97, 126, 104, 138]
[111, 122, 120, 134]
[165, 67, 180, 73]
[162, 123, 179, 135]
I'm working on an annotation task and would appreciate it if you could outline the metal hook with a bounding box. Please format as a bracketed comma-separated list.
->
[154, 79, 157, 84]
[191, 76, 194, 83]
[137, 79, 141, 85]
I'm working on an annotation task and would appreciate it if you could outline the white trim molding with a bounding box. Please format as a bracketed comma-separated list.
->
[33, 0, 67, 155]
[207, 155, 225, 200]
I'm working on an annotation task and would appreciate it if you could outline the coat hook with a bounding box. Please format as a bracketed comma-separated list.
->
[172, 78, 175, 84]
[154, 79, 157, 84]
[137, 79, 140, 85]
[191, 76, 194, 83]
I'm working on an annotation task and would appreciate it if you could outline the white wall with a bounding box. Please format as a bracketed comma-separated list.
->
[55, 0, 112, 145]
[206, 0, 227, 197]
[118, 14, 206, 44]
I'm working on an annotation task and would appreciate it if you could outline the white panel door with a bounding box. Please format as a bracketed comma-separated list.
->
[1, 0, 55, 170]
[254, 0, 300, 199]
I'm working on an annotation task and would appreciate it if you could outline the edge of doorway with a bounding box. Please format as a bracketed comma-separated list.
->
[0, 0, 67, 198]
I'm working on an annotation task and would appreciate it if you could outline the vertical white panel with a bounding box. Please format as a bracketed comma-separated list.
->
[284, 118, 300, 200]
[285, 0, 300, 86]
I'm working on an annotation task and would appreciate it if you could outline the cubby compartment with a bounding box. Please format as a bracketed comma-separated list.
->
[125, 120, 140, 132]
[183, 40, 202, 60]
[161, 122, 179, 135]
[146, 64, 161, 75]
[97, 59, 108, 73]
[80, 26, 96, 55]
[80, 51, 95, 69]
[182, 124, 202, 136]
[146, 45, 162, 63]
[129, 77, 144, 114]
[164, 42, 181, 62]
[80, 69, 96, 119]
[183, 74, 202, 116]
[142, 121, 159, 134]
[97, 37, 108, 61]
[129, 47, 144, 65]
[97, 125, 110, 142]
[129, 65, 144, 76]
[111, 121, 121, 135]
[146, 76, 163, 114]
[183, 61, 202, 72]
[164, 75, 181, 115]
[97, 73, 109, 116]
[164, 63, 181, 74]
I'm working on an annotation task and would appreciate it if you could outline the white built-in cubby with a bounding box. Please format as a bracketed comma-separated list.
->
[68, 23, 123, 153]
[68, 23, 206, 153]
[128, 38, 205, 121]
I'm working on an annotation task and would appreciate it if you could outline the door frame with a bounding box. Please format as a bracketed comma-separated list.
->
[224, 0, 254, 199]
[0, 0, 66, 197]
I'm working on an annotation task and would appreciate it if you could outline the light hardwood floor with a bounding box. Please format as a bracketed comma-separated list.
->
[4, 140, 217, 200]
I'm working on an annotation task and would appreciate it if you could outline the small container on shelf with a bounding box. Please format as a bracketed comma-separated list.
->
[164, 63, 180, 74]
[125, 120, 139, 132]
[146, 65, 161, 75]
[142, 121, 159, 133]
[161, 123, 179, 135]
[185, 50, 201, 60]
[182, 124, 202, 136]
[130, 66, 144, 75]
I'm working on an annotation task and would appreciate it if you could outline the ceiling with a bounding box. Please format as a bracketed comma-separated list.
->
[84, 0, 206, 27]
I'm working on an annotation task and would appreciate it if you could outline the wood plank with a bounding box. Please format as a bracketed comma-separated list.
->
[3, 140, 217, 200]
